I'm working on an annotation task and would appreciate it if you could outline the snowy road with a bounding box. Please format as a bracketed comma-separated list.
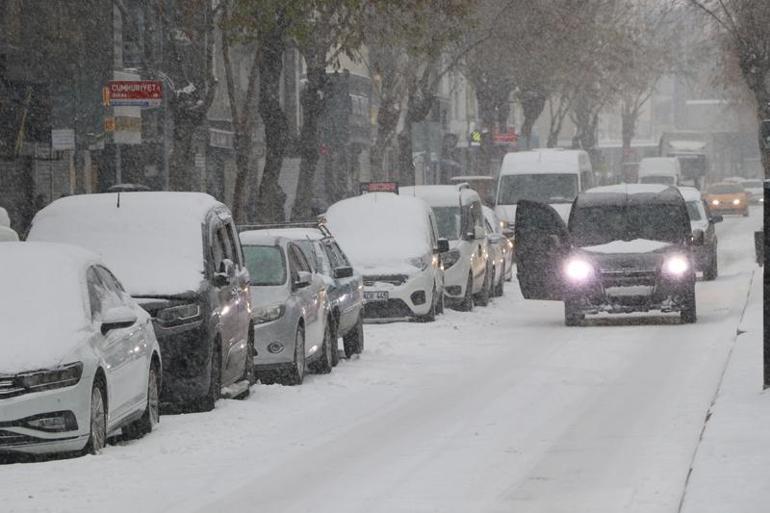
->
[1, 209, 761, 513]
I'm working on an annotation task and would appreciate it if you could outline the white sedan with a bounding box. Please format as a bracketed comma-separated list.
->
[0, 242, 162, 456]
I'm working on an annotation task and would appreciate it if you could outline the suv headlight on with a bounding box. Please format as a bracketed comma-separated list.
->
[157, 303, 202, 326]
[732, 198, 741, 205]
[254, 304, 285, 324]
[442, 249, 462, 269]
[563, 257, 594, 283]
[18, 362, 83, 393]
[662, 255, 690, 277]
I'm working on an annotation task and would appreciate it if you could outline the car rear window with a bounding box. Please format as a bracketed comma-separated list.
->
[570, 203, 690, 246]
[243, 245, 286, 286]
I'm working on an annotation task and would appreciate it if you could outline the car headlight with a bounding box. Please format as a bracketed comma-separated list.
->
[254, 304, 285, 324]
[17, 362, 83, 393]
[564, 257, 594, 283]
[157, 303, 202, 326]
[408, 255, 430, 271]
[732, 198, 741, 205]
[711, 199, 720, 206]
[662, 255, 690, 277]
[442, 249, 461, 269]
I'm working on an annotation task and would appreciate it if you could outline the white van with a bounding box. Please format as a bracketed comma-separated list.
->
[402, 185, 491, 311]
[638, 157, 681, 185]
[325, 193, 448, 322]
[495, 149, 592, 227]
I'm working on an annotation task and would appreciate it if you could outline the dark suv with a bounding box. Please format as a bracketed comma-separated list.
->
[27, 192, 254, 411]
[514, 185, 701, 326]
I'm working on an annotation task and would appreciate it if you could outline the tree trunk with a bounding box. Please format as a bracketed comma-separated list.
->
[292, 63, 326, 221]
[371, 96, 400, 181]
[519, 89, 547, 150]
[547, 96, 570, 148]
[168, 106, 203, 191]
[255, 31, 288, 223]
[398, 88, 435, 186]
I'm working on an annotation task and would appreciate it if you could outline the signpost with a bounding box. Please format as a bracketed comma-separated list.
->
[106, 81, 163, 108]
[360, 182, 399, 194]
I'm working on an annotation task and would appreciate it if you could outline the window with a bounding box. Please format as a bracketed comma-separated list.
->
[224, 221, 243, 267]
[686, 201, 703, 221]
[87, 266, 125, 320]
[498, 174, 579, 205]
[242, 245, 287, 286]
[211, 224, 229, 273]
[433, 207, 461, 240]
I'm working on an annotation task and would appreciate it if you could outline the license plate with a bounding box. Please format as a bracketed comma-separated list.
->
[364, 291, 389, 301]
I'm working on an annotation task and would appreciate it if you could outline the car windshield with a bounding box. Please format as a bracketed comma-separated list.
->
[640, 175, 676, 185]
[243, 245, 286, 286]
[498, 174, 578, 205]
[708, 184, 744, 194]
[686, 201, 702, 221]
[570, 203, 689, 246]
[433, 207, 461, 240]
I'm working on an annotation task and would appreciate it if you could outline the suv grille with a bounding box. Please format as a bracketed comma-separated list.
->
[0, 376, 25, 399]
[599, 269, 657, 288]
[363, 275, 408, 287]
[0, 429, 38, 446]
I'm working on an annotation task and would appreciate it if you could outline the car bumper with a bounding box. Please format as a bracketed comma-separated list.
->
[363, 271, 434, 319]
[253, 313, 299, 368]
[154, 321, 211, 404]
[0, 374, 93, 455]
[564, 277, 694, 314]
[442, 258, 471, 300]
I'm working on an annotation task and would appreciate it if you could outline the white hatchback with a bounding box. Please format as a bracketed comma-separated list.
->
[0, 243, 161, 456]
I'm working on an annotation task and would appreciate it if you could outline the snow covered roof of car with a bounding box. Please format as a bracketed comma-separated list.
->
[243, 227, 325, 242]
[0, 242, 99, 373]
[239, 231, 287, 247]
[325, 193, 433, 271]
[401, 185, 480, 207]
[28, 192, 225, 297]
[578, 184, 685, 207]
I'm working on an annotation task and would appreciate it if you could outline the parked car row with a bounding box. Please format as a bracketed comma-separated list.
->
[1, 183, 511, 458]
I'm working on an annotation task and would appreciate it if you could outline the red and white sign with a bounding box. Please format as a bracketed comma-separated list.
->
[107, 81, 163, 107]
[492, 129, 518, 144]
[360, 182, 399, 194]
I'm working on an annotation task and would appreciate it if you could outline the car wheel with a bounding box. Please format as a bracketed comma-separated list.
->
[330, 318, 340, 367]
[436, 289, 445, 314]
[125, 363, 160, 439]
[282, 324, 306, 386]
[198, 345, 222, 412]
[564, 299, 585, 327]
[310, 319, 334, 374]
[494, 268, 505, 297]
[457, 273, 474, 312]
[234, 329, 256, 400]
[84, 379, 107, 455]
[703, 245, 718, 281]
[343, 313, 364, 357]
[743, 209, 749, 217]
[681, 287, 697, 324]
[475, 267, 491, 307]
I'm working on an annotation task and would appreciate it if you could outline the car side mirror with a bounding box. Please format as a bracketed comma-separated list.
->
[214, 258, 235, 287]
[101, 306, 137, 335]
[436, 238, 450, 253]
[691, 229, 705, 246]
[710, 214, 723, 224]
[474, 226, 486, 240]
[293, 271, 312, 290]
[333, 266, 354, 279]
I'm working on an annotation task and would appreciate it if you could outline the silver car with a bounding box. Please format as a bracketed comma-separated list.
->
[239, 233, 333, 386]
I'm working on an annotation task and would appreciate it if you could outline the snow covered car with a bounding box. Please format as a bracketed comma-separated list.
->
[740, 178, 764, 204]
[515, 185, 701, 326]
[680, 186, 722, 280]
[326, 193, 448, 321]
[703, 182, 749, 217]
[0, 207, 19, 242]
[0, 243, 161, 456]
[483, 205, 513, 290]
[239, 223, 365, 361]
[239, 232, 333, 385]
[27, 192, 253, 412]
[402, 185, 491, 310]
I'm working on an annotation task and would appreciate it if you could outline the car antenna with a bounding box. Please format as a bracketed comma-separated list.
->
[117, 191, 121, 208]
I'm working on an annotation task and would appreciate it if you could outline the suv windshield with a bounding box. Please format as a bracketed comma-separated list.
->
[433, 207, 461, 240]
[243, 245, 286, 286]
[498, 174, 578, 204]
[570, 203, 689, 246]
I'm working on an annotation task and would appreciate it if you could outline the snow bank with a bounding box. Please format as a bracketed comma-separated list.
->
[325, 193, 432, 273]
[0, 242, 94, 373]
[28, 192, 222, 297]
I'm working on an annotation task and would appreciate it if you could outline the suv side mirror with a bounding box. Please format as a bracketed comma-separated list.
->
[709, 214, 723, 224]
[436, 238, 450, 253]
[214, 258, 235, 287]
[101, 306, 138, 335]
[333, 266, 354, 279]
[691, 229, 705, 246]
[293, 271, 312, 290]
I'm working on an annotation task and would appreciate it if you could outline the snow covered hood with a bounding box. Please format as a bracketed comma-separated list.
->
[581, 239, 673, 254]
[0, 243, 95, 373]
[28, 192, 223, 297]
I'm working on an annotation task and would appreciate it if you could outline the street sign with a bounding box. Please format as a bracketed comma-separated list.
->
[469, 129, 482, 147]
[360, 182, 399, 194]
[51, 129, 75, 151]
[107, 81, 163, 108]
[493, 130, 518, 144]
